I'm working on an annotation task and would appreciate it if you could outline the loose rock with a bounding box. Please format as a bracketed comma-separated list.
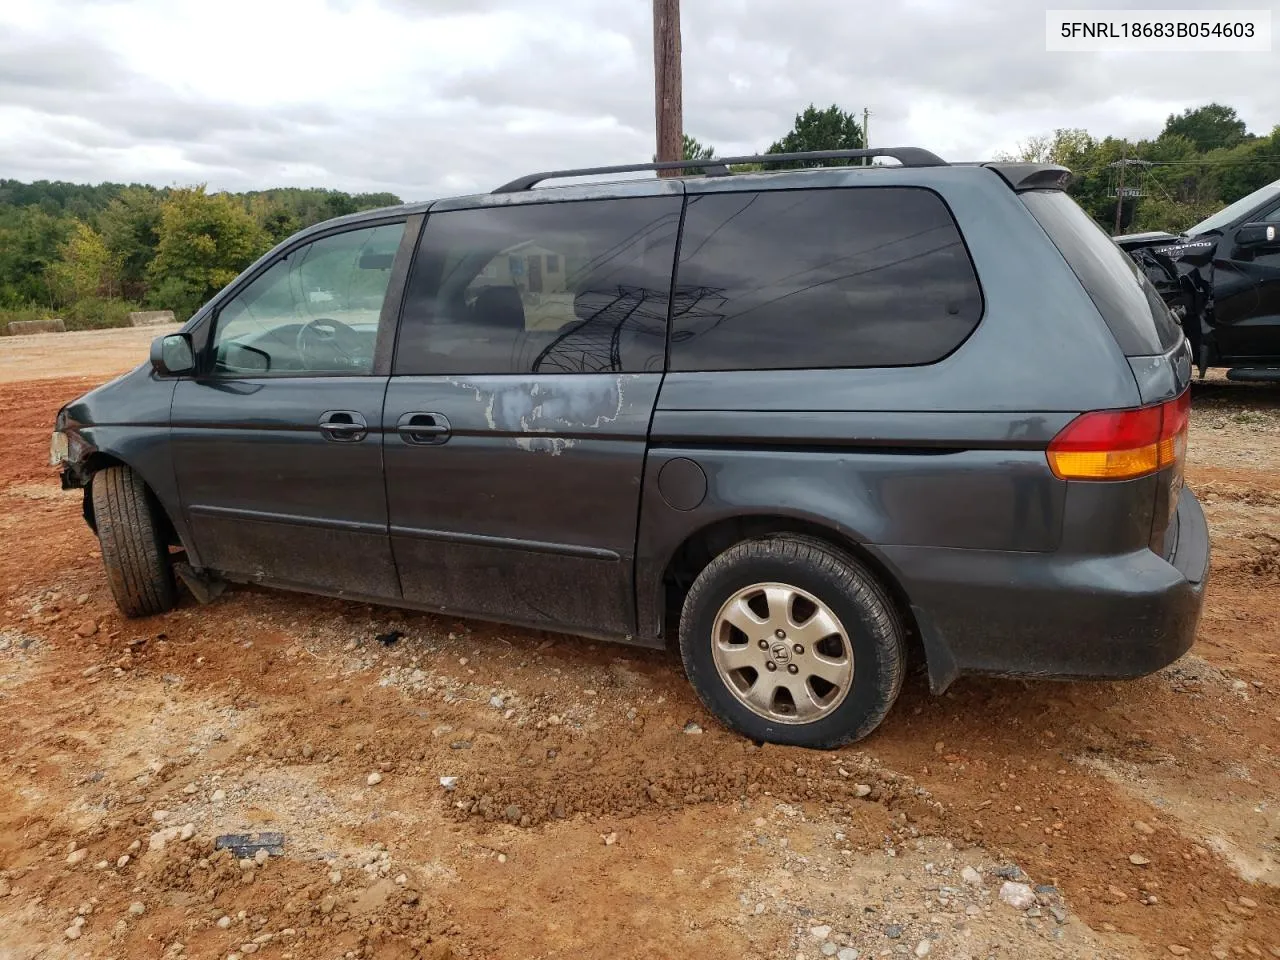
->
[683, 721, 703, 735]
[1133, 820, 1155, 835]
[837, 950, 858, 960]
[217, 916, 232, 929]
[128, 902, 145, 916]
[915, 942, 931, 958]
[1129, 853, 1151, 866]
[821, 943, 838, 957]
[1168, 947, 1190, 957]
[211, 789, 226, 802]
[961, 866, 983, 886]
[810, 925, 832, 940]
[854, 784, 873, 798]
[999, 881, 1036, 910]
[367, 771, 383, 786]
[66, 848, 88, 866]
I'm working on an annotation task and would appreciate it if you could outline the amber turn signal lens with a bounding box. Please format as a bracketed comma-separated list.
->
[1047, 390, 1189, 481]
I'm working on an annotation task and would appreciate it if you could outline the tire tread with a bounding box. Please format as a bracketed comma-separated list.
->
[91, 466, 175, 618]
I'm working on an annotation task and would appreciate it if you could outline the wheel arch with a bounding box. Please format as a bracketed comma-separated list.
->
[654, 514, 930, 676]
[78, 452, 181, 552]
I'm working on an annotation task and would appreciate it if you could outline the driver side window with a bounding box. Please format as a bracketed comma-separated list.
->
[212, 222, 406, 376]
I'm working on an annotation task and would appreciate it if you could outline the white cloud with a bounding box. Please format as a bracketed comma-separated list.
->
[0, 0, 1276, 201]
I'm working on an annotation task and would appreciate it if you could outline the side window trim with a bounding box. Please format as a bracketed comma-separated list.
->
[374, 213, 425, 377]
[201, 216, 413, 381]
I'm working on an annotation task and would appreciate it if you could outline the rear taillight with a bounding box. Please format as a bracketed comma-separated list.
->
[1048, 390, 1190, 481]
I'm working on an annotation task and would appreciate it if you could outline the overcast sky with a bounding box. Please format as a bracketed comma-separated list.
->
[1, 0, 1275, 202]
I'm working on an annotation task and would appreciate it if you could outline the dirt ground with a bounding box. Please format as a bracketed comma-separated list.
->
[0, 325, 181, 384]
[0, 337, 1276, 960]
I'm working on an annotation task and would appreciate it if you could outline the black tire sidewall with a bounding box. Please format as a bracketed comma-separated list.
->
[680, 543, 901, 748]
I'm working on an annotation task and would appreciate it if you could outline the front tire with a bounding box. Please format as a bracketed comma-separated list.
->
[678, 536, 905, 748]
[91, 466, 176, 618]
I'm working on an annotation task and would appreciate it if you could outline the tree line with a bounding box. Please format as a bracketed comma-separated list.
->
[3, 102, 1276, 333]
[688, 102, 1280, 235]
[0, 183, 399, 331]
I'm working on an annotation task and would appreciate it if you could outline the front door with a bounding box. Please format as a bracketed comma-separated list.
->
[171, 219, 411, 599]
[383, 190, 683, 636]
[1213, 203, 1280, 361]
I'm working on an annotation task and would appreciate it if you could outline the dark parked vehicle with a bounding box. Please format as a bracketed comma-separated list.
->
[1117, 176, 1280, 381]
[51, 149, 1209, 747]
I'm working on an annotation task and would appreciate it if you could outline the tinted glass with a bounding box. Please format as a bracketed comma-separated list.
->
[668, 187, 983, 372]
[395, 197, 683, 375]
[1186, 177, 1280, 236]
[1021, 190, 1183, 355]
[213, 222, 405, 376]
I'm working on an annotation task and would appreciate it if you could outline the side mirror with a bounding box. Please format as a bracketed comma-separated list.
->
[1236, 222, 1278, 248]
[220, 342, 271, 373]
[150, 333, 195, 376]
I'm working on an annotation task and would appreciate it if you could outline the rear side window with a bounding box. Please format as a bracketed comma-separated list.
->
[1021, 190, 1183, 355]
[395, 196, 682, 375]
[669, 187, 983, 371]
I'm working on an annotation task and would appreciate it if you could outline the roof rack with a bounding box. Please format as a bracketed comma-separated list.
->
[492, 147, 948, 193]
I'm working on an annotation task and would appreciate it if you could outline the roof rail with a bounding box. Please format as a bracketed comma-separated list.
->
[492, 148, 948, 193]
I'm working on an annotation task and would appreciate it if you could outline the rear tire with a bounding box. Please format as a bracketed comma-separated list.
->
[91, 466, 176, 618]
[678, 535, 905, 748]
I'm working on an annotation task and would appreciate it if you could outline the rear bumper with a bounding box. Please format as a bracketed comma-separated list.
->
[883, 487, 1210, 690]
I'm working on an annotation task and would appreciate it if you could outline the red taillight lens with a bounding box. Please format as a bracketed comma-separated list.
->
[1048, 390, 1190, 481]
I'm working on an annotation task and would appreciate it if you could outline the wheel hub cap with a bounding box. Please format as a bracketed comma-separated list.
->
[710, 582, 854, 725]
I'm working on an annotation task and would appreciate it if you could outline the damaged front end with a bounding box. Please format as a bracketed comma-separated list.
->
[1116, 231, 1217, 375]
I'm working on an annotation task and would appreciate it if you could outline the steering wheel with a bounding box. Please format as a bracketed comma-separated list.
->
[295, 317, 364, 371]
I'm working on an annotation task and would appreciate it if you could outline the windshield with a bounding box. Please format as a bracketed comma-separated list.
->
[1187, 177, 1280, 236]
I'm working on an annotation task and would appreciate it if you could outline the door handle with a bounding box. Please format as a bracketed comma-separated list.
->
[397, 412, 451, 445]
[319, 410, 368, 442]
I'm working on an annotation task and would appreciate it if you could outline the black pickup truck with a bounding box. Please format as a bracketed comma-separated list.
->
[1116, 177, 1280, 381]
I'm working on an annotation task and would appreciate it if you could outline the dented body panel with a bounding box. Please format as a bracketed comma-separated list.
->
[1117, 179, 1280, 370]
[383, 373, 660, 636]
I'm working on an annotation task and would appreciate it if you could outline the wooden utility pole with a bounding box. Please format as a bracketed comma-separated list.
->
[653, 0, 682, 176]
[1113, 154, 1127, 234]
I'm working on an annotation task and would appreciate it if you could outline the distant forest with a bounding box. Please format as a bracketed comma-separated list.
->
[0, 181, 400, 332]
[3, 101, 1279, 334]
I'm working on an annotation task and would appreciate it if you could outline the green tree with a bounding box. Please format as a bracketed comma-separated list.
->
[47, 221, 116, 305]
[148, 187, 269, 320]
[1160, 103, 1248, 153]
[766, 104, 866, 168]
[682, 134, 716, 161]
[0, 207, 73, 307]
[99, 188, 163, 301]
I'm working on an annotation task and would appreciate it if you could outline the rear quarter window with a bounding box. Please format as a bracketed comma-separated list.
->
[669, 187, 984, 371]
[1020, 190, 1183, 355]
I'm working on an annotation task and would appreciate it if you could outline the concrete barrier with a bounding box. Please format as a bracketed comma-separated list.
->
[129, 310, 176, 327]
[7, 318, 66, 335]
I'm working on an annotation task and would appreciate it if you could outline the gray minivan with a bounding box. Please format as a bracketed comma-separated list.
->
[51, 149, 1209, 747]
